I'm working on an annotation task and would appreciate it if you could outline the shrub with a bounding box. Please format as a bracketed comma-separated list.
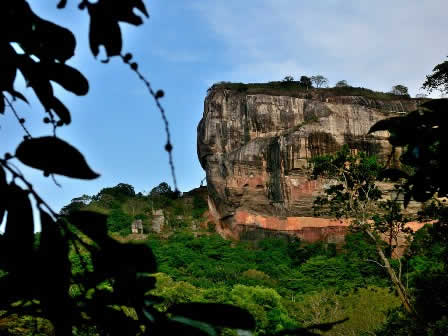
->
[107, 209, 133, 235]
[150, 273, 203, 311]
[230, 285, 297, 334]
[94, 183, 136, 202]
[192, 195, 208, 219]
[294, 287, 400, 335]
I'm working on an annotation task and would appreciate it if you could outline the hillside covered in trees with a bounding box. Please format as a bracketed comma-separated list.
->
[0, 180, 441, 335]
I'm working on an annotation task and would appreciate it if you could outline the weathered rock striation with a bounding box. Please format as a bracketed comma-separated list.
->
[197, 86, 422, 242]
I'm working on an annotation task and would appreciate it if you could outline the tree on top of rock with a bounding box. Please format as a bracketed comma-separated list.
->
[299, 75, 313, 89]
[335, 80, 350, 88]
[311, 75, 329, 88]
[150, 182, 172, 196]
[390, 85, 409, 96]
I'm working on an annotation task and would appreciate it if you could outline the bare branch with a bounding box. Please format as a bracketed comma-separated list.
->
[366, 258, 386, 268]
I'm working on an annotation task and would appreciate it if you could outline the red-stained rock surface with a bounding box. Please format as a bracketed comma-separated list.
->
[214, 208, 426, 249]
[232, 210, 349, 243]
[198, 87, 423, 242]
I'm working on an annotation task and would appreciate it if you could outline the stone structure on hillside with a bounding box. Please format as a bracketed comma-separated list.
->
[151, 209, 165, 233]
[197, 86, 424, 242]
[131, 219, 144, 234]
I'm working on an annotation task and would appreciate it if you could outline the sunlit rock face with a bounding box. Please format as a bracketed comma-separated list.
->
[197, 87, 420, 242]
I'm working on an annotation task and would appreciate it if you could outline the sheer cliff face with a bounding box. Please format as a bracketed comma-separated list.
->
[197, 88, 419, 242]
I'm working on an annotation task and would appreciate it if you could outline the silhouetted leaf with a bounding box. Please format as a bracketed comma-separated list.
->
[88, 3, 123, 58]
[104, 20, 122, 58]
[18, 56, 54, 112]
[0, 166, 6, 228]
[8, 90, 28, 104]
[421, 98, 448, 112]
[43, 62, 89, 96]
[136, 274, 157, 294]
[15, 136, 100, 179]
[0, 43, 17, 98]
[411, 177, 436, 203]
[68, 211, 108, 241]
[100, 241, 157, 276]
[273, 318, 349, 335]
[378, 168, 409, 181]
[113, 0, 148, 25]
[57, 0, 67, 9]
[166, 317, 216, 336]
[86, 0, 149, 58]
[88, 11, 101, 58]
[39, 209, 71, 334]
[88, 306, 140, 336]
[51, 97, 71, 125]
[3, 183, 34, 274]
[167, 303, 256, 331]
[143, 294, 164, 306]
[368, 117, 403, 134]
[18, 3, 76, 63]
[134, 0, 150, 18]
[307, 318, 349, 331]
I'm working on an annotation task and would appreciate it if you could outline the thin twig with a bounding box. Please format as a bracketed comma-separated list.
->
[51, 173, 62, 188]
[121, 55, 178, 192]
[3, 94, 32, 138]
[366, 258, 386, 268]
[4, 95, 69, 189]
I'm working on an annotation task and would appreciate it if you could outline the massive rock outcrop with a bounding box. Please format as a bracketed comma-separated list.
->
[197, 85, 422, 243]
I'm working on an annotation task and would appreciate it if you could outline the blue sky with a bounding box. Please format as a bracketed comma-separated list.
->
[2, 0, 448, 218]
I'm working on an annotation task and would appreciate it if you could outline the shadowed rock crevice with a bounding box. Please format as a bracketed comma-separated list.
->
[307, 131, 338, 158]
[266, 137, 283, 203]
[343, 133, 381, 156]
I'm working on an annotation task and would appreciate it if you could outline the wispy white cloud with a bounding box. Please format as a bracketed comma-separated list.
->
[194, 0, 448, 96]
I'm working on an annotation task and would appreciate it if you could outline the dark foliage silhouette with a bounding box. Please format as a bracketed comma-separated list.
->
[422, 57, 448, 94]
[369, 59, 448, 334]
[299, 76, 312, 89]
[0, 1, 255, 335]
[369, 99, 447, 204]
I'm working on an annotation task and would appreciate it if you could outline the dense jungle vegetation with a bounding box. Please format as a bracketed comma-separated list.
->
[2, 181, 443, 335]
